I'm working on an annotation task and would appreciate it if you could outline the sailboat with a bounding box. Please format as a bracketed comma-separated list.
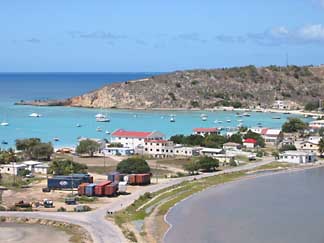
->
[0, 121, 9, 126]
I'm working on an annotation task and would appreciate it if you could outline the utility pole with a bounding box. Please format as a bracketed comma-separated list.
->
[70, 158, 74, 196]
[286, 52, 289, 67]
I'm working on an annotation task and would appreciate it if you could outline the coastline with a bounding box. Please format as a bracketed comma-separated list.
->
[162, 162, 324, 242]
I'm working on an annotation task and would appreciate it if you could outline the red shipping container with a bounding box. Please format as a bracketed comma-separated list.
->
[127, 174, 137, 185]
[89, 176, 94, 183]
[78, 183, 89, 196]
[104, 182, 118, 196]
[94, 181, 112, 196]
[136, 174, 151, 185]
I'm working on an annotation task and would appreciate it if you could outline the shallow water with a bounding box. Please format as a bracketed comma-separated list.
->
[165, 167, 324, 243]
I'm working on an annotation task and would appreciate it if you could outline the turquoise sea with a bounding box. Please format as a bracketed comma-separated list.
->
[0, 73, 312, 149]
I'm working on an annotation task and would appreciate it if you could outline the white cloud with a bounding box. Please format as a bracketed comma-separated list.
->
[297, 24, 324, 41]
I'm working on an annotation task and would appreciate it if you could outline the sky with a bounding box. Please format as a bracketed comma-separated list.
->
[1, 0, 324, 72]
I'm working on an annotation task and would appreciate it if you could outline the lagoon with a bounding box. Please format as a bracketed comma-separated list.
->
[164, 167, 324, 243]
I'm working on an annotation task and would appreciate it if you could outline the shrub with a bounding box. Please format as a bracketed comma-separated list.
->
[116, 158, 150, 174]
[57, 207, 66, 212]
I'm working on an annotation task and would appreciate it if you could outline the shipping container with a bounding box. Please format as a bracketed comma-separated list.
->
[85, 183, 96, 196]
[47, 177, 82, 189]
[135, 174, 151, 185]
[107, 172, 120, 182]
[78, 183, 89, 196]
[127, 174, 137, 185]
[104, 182, 118, 196]
[119, 173, 126, 182]
[94, 181, 112, 196]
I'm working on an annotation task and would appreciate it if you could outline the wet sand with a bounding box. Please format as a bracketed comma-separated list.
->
[0, 223, 71, 243]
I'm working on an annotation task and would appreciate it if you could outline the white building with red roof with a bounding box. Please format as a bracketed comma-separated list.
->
[193, 127, 220, 137]
[243, 138, 257, 148]
[111, 129, 165, 150]
[250, 128, 282, 144]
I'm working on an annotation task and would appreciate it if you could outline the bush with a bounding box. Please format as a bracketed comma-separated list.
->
[282, 118, 307, 133]
[190, 101, 200, 108]
[49, 159, 88, 175]
[279, 144, 297, 152]
[76, 139, 100, 157]
[116, 157, 150, 174]
[57, 207, 66, 212]
[197, 156, 219, 172]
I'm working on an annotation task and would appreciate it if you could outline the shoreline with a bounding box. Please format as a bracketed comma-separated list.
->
[162, 162, 324, 242]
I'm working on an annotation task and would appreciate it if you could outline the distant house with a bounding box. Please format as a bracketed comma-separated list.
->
[200, 148, 224, 157]
[143, 140, 174, 158]
[272, 100, 291, 110]
[295, 136, 321, 155]
[34, 163, 49, 175]
[102, 147, 134, 156]
[279, 151, 316, 164]
[243, 138, 257, 148]
[193, 128, 219, 137]
[223, 142, 241, 151]
[22, 160, 42, 171]
[0, 163, 27, 176]
[111, 129, 165, 150]
[250, 128, 283, 144]
[173, 145, 202, 157]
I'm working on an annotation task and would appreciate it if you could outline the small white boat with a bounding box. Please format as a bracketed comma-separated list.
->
[272, 116, 281, 120]
[237, 119, 243, 122]
[201, 116, 207, 121]
[0, 122, 9, 126]
[29, 113, 41, 117]
[170, 117, 175, 122]
[105, 130, 110, 134]
[226, 119, 231, 123]
[96, 127, 102, 132]
[96, 117, 110, 122]
[76, 124, 82, 127]
[95, 113, 105, 119]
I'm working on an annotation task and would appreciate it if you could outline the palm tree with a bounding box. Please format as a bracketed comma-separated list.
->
[318, 138, 324, 158]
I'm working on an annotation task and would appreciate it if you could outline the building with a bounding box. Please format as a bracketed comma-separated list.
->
[173, 145, 202, 157]
[279, 151, 317, 164]
[34, 163, 49, 174]
[102, 147, 134, 156]
[111, 129, 165, 149]
[223, 142, 242, 151]
[22, 160, 42, 171]
[243, 138, 257, 148]
[309, 120, 324, 129]
[193, 128, 220, 137]
[272, 100, 291, 110]
[200, 148, 224, 157]
[295, 136, 321, 155]
[143, 140, 174, 158]
[250, 128, 282, 144]
[0, 163, 27, 176]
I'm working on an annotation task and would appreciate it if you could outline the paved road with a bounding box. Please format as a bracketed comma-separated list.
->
[0, 158, 274, 243]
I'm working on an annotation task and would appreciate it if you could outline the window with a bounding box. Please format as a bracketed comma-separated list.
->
[139, 138, 142, 141]
[156, 149, 160, 152]
[150, 149, 153, 151]
[166, 150, 169, 152]
[162, 149, 164, 152]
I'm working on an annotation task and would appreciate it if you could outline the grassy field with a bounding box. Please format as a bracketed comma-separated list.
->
[156, 158, 192, 168]
[255, 162, 295, 170]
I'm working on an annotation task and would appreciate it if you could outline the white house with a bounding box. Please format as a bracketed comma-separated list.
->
[200, 148, 224, 157]
[173, 145, 202, 157]
[143, 140, 174, 158]
[193, 127, 219, 137]
[102, 147, 135, 156]
[295, 136, 321, 155]
[279, 151, 317, 164]
[272, 100, 291, 110]
[0, 163, 27, 176]
[223, 142, 242, 151]
[22, 160, 42, 171]
[309, 120, 324, 129]
[111, 129, 165, 149]
[250, 128, 282, 144]
[243, 138, 257, 148]
[34, 163, 49, 175]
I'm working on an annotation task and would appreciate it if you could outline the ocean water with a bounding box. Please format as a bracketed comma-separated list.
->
[165, 168, 324, 243]
[0, 73, 312, 149]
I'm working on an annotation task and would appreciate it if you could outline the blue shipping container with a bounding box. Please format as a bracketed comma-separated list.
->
[47, 178, 82, 189]
[107, 172, 120, 182]
[85, 183, 96, 196]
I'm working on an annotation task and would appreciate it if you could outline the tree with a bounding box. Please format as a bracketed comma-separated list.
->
[116, 157, 150, 174]
[183, 161, 200, 175]
[203, 134, 227, 148]
[244, 130, 265, 148]
[30, 143, 53, 161]
[169, 135, 185, 144]
[76, 139, 100, 157]
[318, 138, 324, 158]
[227, 133, 243, 144]
[49, 158, 88, 175]
[197, 156, 219, 172]
[279, 144, 297, 152]
[0, 148, 19, 164]
[319, 128, 324, 137]
[15, 138, 53, 160]
[229, 157, 237, 167]
[282, 118, 307, 133]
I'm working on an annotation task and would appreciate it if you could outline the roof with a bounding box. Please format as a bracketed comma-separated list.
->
[281, 150, 316, 156]
[22, 160, 42, 166]
[244, 138, 257, 144]
[144, 139, 170, 143]
[223, 142, 241, 146]
[112, 129, 163, 138]
[201, 148, 223, 153]
[35, 163, 49, 168]
[193, 127, 218, 133]
[1, 163, 26, 168]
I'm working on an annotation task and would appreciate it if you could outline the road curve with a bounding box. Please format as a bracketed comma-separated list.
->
[0, 158, 274, 243]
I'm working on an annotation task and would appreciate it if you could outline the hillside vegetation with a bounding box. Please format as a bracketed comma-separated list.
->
[18, 65, 324, 109]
